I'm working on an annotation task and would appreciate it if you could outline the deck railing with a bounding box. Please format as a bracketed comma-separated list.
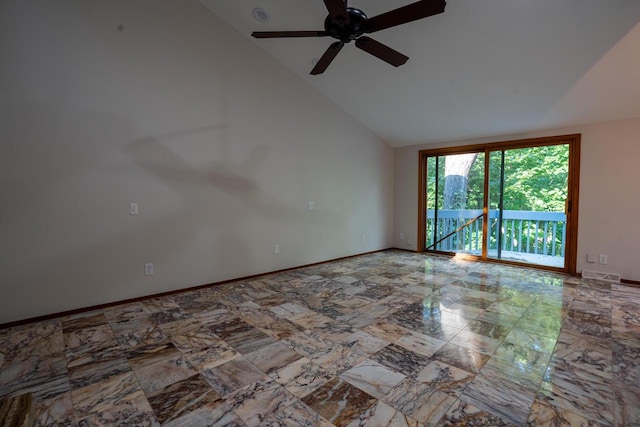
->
[427, 209, 566, 257]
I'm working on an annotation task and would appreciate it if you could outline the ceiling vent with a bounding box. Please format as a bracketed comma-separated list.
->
[252, 8, 269, 22]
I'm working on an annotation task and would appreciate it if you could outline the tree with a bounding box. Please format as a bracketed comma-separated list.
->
[444, 153, 478, 209]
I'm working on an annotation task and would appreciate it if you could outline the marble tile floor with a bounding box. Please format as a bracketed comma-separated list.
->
[1, 250, 639, 426]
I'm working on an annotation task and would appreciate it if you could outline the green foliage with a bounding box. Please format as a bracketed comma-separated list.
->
[426, 144, 569, 254]
[465, 144, 568, 212]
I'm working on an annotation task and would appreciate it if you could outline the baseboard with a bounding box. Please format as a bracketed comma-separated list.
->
[6, 249, 637, 329]
[389, 247, 418, 253]
[0, 248, 391, 330]
[621, 278, 640, 287]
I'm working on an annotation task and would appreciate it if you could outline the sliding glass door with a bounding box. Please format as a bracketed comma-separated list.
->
[426, 152, 485, 256]
[419, 135, 580, 273]
[488, 146, 569, 267]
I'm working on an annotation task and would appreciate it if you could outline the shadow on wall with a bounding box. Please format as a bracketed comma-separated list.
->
[125, 131, 298, 221]
[0, 103, 336, 320]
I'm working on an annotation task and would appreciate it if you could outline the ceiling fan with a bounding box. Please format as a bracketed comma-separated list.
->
[251, 0, 446, 75]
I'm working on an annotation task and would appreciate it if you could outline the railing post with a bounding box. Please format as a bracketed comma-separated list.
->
[424, 209, 566, 261]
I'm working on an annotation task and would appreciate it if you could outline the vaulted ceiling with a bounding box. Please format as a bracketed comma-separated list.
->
[200, 0, 640, 147]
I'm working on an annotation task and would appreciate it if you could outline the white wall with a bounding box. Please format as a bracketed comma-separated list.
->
[394, 118, 640, 282]
[0, 0, 394, 324]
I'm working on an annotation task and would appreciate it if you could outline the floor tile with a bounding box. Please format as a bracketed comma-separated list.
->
[201, 357, 266, 396]
[111, 319, 167, 350]
[181, 339, 240, 371]
[125, 341, 181, 370]
[169, 325, 221, 353]
[614, 384, 640, 426]
[527, 397, 603, 427]
[382, 378, 458, 425]
[411, 320, 462, 341]
[0, 353, 69, 401]
[340, 360, 406, 399]
[69, 356, 131, 390]
[245, 341, 302, 376]
[302, 377, 377, 427]
[503, 328, 558, 354]
[226, 379, 297, 426]
[162, 403, 245, 427]
[537, 368, 614, 425]
[464, 318, 512, 340]
[61, 312, 108, 333]
[283, 330, 333, 357]
[341, 331, 389, 357]
[440, 399, 517, 426]
[71, 372, 156, 425]
[414, 360, 474, 396]
[146, 374, 222, 424]
[395, 331, 446, 357]
[2, 251, 640, 427]
[449, 329, 502, 355]
[552, 331, 612, 377]
[192, 308, 235, 326]
[63, 323, 115, 351]
[361, 321, 409, 342]
[258, 319, 302, 340]
[263, 399, 334, 426]
[369, 343, 431, 376]
[432, 343, 490, 374]
[134, 353, 197, 395]
[308, 344, 365, 376]
[271, 357, 333, 398]
[219, 325, 276, 355]
[33, 391, 75, 427]
[346, 401, 424, 427]
[461, 371, 537, 426]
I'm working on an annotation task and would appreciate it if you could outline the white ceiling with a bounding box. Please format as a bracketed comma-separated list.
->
[199, 0, 640, 147]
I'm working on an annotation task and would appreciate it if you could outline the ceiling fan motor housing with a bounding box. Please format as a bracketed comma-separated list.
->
[324, 7, 367, 43]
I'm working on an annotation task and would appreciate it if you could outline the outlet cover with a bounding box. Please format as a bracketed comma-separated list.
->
[599, 254, 608, 265]
[587, 253, 597, 263]
[144, 263, 154, 275]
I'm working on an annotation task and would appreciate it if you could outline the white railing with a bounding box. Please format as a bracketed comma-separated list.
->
[427, 209, 566, 257]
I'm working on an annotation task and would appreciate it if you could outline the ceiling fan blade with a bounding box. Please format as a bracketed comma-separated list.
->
[252, 31, 329, 38]
[364, 0, 446, 33]
[355, 36, 408, 67]
[311, 41, 344, 75]
[323, 0, 350, 25]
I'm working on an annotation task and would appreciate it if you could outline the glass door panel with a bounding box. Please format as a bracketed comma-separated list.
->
[426, 152, 485, 255]
[421, 136, 578, 273]
[487, 145, 569, 268]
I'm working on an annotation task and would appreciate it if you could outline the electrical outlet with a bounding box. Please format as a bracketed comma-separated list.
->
[129, 202, 139, 215]
[308, 201, 315, 210]
[400, 232, 405, 241]
[144, 263, 153, 275]
[361, 234, 366, 242]
[274, 244, 280, 254]
[587, 253, 597, 263]
[599, 254, 608, 265]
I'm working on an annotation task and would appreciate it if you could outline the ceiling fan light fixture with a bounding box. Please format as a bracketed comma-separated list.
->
[252, 7, 269, 23]
[250, 0, 446, 74]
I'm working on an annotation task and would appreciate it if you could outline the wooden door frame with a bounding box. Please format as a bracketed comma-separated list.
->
[418, 134, 581, 275]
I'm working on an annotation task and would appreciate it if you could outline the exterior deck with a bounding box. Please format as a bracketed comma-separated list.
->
[427, 209, 566, 268]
